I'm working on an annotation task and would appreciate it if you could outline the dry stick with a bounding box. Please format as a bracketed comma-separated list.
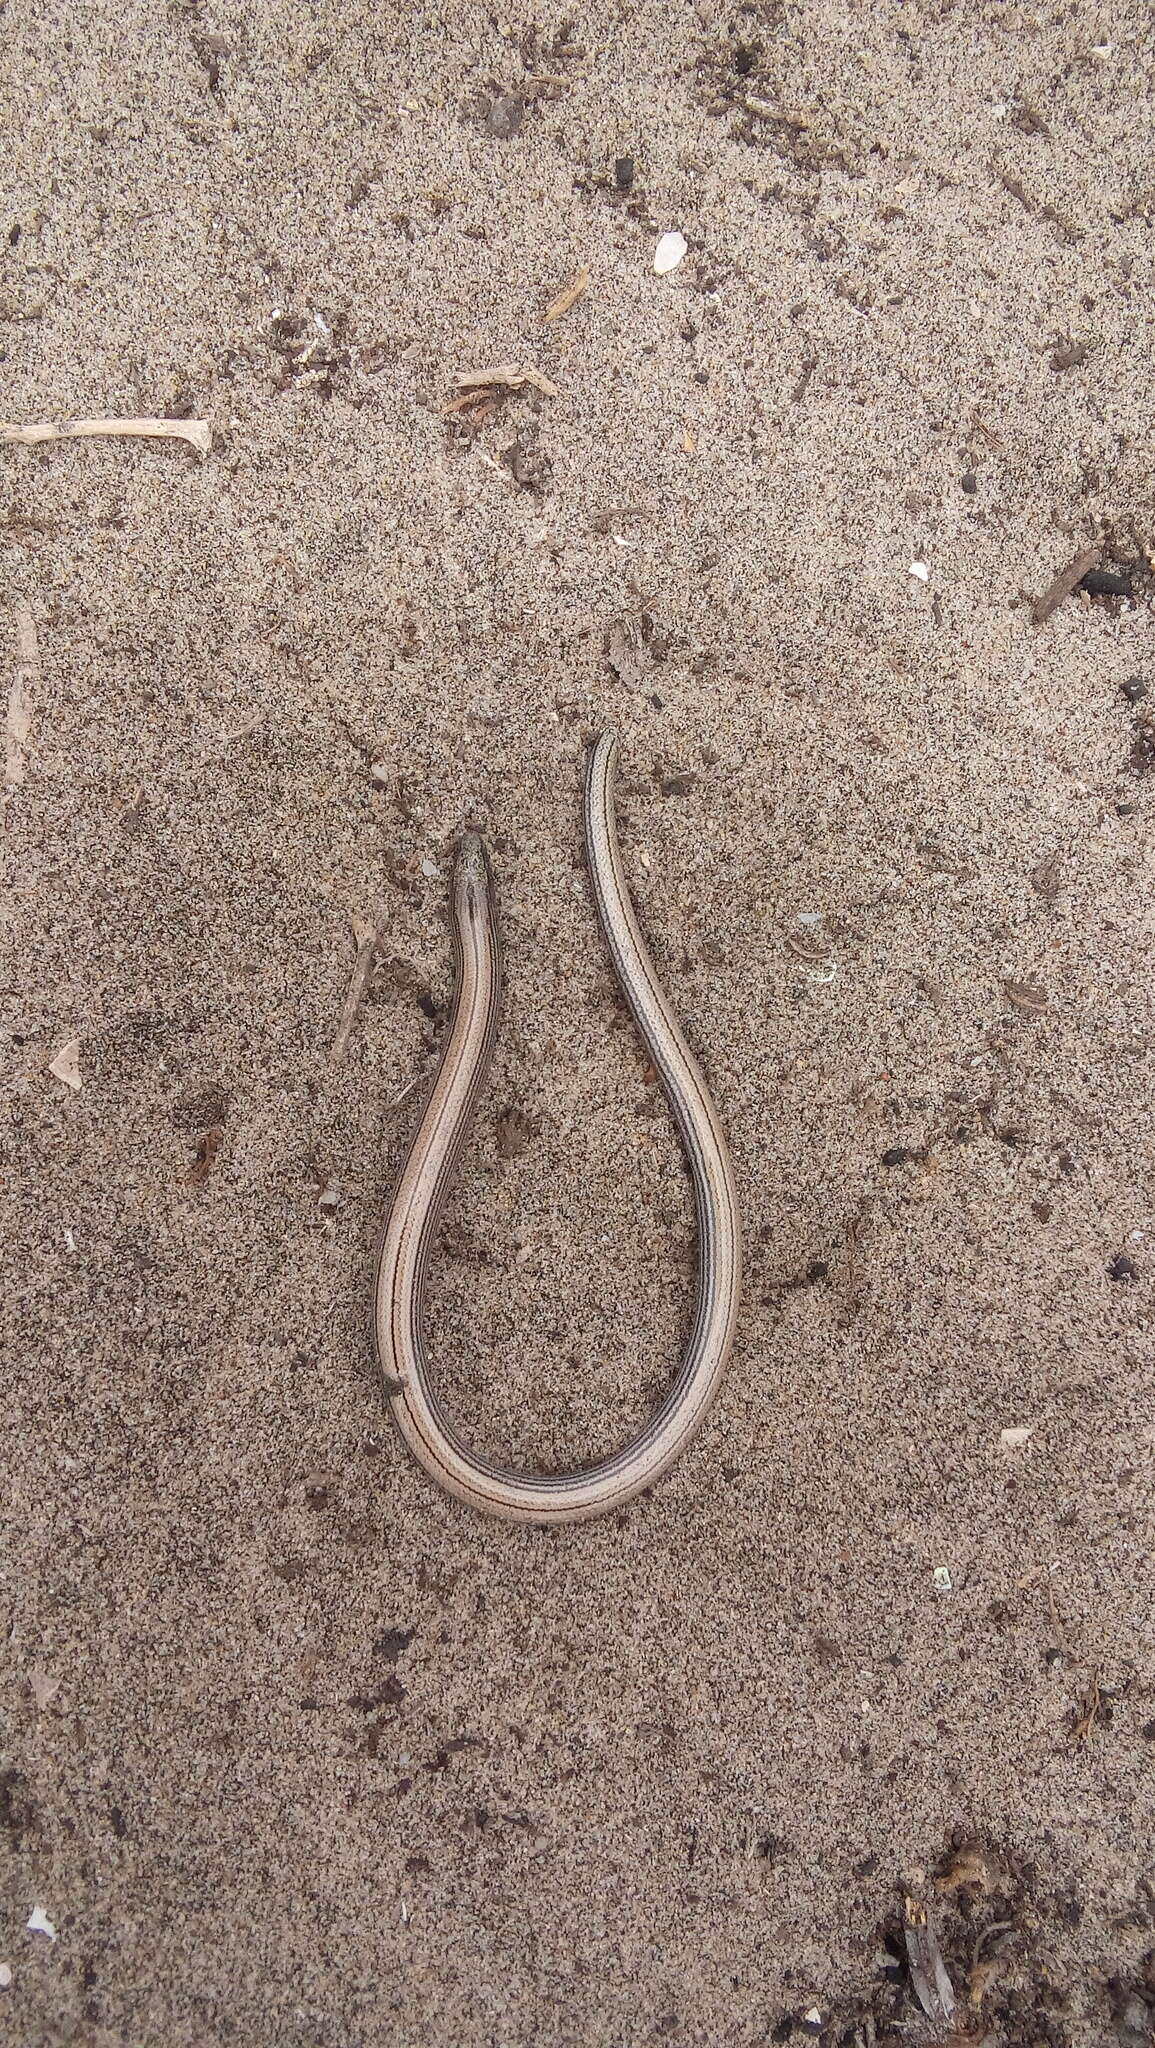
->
[1, 417, 212, 456]
[331, 921, 382, 1065]
[542, 267, 591, 324]
[6, 604, 40, 791]
[1032, 542, 1101, 625]
[451, 364, 560, 398]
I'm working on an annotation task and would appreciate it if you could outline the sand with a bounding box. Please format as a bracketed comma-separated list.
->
[3, 2, 1154, 2042]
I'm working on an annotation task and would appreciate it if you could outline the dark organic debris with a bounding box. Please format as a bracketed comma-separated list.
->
[1131, 712, 1155, 775]
[375, 1627, 415, 1663]
[1080, 567, 1133, 599]
[348, 1673, 405, 1713]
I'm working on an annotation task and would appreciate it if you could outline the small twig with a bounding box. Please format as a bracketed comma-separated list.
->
[331, 919, 383, 1065]
[1, 416, 212, 456]
[451, 364, 560, 398]
[6, 603, 40, 791]
[542, 267, 591, 323]
[1070, 1664, 1105, 1744]
[1031, 543, 1101, 625]
[388, 1075, 420, 1114]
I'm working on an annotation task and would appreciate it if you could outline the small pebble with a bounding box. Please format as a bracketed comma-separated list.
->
[1108, 1254, 1138, 1282]
[654, 231, 687, 275]
[614, 156, 635, 190]
[486, 94, 524, 139]
[881, 1146, 911, 1167]
[909, 560, 929, 581]
[961, 471, 978, 494]
[0, 1964, 11, 1989]
[1120, 677, 1149, 704]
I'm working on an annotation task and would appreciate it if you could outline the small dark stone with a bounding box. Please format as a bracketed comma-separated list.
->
[734, 43, 757, 75]
[486, 94, 524, 139]
[417, 990, 438, 1020]
[9, 222, 22, 246]
[1079, 568, 1133, 598]
[961, 471, 978, 494]
[1108, 1254, 1138, 1282]
[881, 1146, 910, 1167]
[1031, 1200, 1053, 1222]
[1121, 676, 1149, 704]
[614, 156, 635, 190]
[1116, 802, 1137, 816]
[1141, 1720, 1155, 1740]
[693, 368, 709, 384]
[854, 1850, 880, 1877]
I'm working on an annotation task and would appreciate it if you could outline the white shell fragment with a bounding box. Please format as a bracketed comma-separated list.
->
[48, 1039, 81, 1090]
[0, 1963, 11, 1988]
[933, 1566, 953, 1593]
[909, 561, 930, 582]
[26, 1908, 57, 1941]
[1000, 1425, 1034, 1448]
[654, 231, 688, 275]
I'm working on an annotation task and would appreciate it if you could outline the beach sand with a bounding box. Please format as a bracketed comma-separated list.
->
[3, 2, 1154, 2041]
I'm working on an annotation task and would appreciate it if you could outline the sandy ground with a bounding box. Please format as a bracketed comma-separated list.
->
[3, 2, 1155, 2043]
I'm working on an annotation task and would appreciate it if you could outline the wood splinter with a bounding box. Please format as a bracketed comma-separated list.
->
[331, 919, 384, 1065]
[1, 417, 212, 456]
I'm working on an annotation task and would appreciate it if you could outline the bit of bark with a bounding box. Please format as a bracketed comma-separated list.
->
[903, 1896, 957, 2024]
[189, 1125, 224, 1186]
[1031, 543, 1101, 625]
